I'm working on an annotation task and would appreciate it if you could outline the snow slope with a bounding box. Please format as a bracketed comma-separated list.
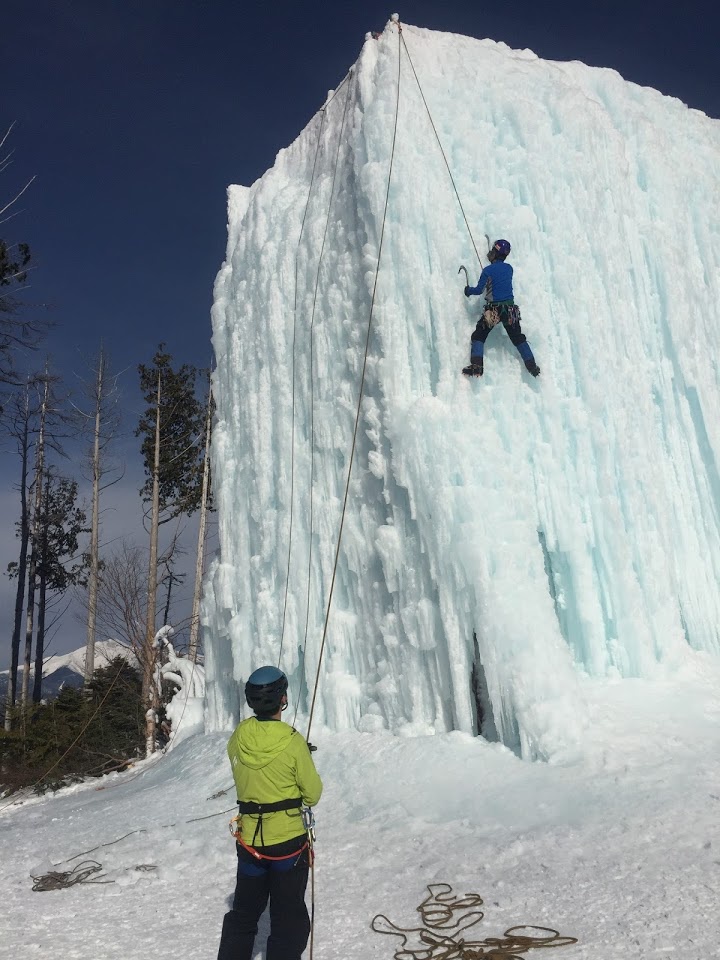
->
[1, 667, 719, 960]
[205, 19, 720, 760]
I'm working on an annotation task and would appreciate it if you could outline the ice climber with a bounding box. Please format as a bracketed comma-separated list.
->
[462, 239, 540, 378]
[217, 666, 323, 960]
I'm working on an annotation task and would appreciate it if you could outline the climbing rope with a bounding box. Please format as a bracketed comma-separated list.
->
[31, 860, 112, 892]
[279, 71, 352, 667]
[305, 18, 403, 741]
[400, 32, 482, 265]
[301, 72, 355, 695]
[372, 884, 578, 960]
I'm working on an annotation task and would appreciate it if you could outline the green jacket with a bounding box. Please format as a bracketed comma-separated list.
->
[227, 717, 323, 846]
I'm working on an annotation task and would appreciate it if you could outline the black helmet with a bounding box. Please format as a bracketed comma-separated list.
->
[245, 665, 288, 716]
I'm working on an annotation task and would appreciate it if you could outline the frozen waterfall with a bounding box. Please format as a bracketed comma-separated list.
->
[203, 19, 720, 761]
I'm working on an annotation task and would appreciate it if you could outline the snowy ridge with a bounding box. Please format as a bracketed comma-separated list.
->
[38, 638, 136, 677]
[0, 639, 135, 682]
[205, 20, 720, 759]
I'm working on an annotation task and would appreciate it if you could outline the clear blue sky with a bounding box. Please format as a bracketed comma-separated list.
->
[1, 0, 717, 664]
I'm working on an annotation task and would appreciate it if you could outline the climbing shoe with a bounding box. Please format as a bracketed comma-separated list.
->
[524, 359, 540, 377]
[462, 361, 483, 377]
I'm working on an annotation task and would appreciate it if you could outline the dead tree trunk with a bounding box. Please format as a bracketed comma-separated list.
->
[21, 376, 49, 710]
[5, 385, 32, 730]
[189, 389, 212, 662]
[143, 371, 162, 755]
[84, 350, 104, 684]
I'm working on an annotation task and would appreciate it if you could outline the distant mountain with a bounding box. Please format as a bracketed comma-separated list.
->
[0, 639, 136, 704]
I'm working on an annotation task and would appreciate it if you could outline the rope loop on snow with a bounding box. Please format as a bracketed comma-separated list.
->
[372, 884, 577, 960]
[31, 859, 113, 892]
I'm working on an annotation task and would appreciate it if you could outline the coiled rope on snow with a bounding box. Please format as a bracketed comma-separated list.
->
[372, 884, 578, 960]
[31, 860, 112, 892]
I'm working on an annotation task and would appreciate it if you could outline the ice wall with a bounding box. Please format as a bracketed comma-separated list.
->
[204, 20, 720, 760]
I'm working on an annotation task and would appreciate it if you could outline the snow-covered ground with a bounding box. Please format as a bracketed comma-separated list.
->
[2, 662, 719, 959]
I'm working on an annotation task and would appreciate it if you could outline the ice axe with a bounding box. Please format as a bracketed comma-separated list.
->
[459, 235, 491, 289]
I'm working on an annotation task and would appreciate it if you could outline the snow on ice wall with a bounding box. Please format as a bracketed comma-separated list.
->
[204, 21, 720, 760]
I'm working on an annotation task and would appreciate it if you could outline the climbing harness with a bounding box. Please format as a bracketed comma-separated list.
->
[372, 884, 578, 960]
[229, 796, 303, 848]
[228, 797, 318, 868]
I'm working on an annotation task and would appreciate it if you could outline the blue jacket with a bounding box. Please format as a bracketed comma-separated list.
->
[467, 260, 514, 302]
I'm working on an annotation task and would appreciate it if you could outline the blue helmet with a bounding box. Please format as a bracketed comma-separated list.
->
[489, 238, 511, 261]
[245, 665, 288, 715]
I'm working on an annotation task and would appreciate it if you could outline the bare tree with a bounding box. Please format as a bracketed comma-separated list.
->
[76, 539, 146, 659]
[0, 122, 46, 393]
[158, 526, 186, 629]
[3, 380, 33, 729]
[20, 373, 50, 708]
[71, 345, 123, 684]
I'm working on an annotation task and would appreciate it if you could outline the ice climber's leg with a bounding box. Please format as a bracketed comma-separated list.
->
[470, 312, 494, 364]
[217, 848, 271, 960]
[266, 841, 311, 960]
[501, 305, 540, 376]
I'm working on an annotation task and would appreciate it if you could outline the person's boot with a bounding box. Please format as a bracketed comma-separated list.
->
[524, 358, 540, 377]
[462, 359, 483, 377]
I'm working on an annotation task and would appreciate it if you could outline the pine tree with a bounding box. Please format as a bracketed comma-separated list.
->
[135, 345, 204, 753]
[189, 379, 215, 661]
[0, 656, 144, 794]
[32, 472, 89, 702]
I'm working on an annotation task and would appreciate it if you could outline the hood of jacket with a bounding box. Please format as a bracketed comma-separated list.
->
[229, 717, 296, 770]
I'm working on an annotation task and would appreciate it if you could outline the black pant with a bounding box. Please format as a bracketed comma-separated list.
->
[217, 837, 311, 960]
[471, 302, 528, 350]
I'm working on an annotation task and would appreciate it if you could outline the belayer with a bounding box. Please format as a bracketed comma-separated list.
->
[462, 239, 540, 378]
[217, 666, 323, 960]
